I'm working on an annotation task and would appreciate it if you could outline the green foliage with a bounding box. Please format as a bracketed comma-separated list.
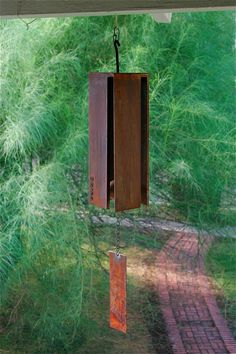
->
[0, 12, 235, 351]
[206, 238, 236, 337]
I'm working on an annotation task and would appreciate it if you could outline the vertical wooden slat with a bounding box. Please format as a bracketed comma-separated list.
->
[141, 75, 149, 205]
[89, 73, 113, 208]
[114, 74, 141, 212]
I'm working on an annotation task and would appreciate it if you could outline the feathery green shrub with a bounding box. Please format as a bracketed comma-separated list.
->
[0, 12, 235, 351]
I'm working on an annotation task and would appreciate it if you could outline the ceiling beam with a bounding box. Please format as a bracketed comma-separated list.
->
[0, 0, 235, 19]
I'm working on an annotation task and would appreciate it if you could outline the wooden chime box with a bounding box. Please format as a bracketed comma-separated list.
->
[89, 73, 149, 212]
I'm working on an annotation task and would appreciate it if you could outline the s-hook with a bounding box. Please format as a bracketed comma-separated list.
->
[113, 26, 120, 73]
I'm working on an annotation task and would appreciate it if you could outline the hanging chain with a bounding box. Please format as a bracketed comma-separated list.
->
[114, 15, 118, 29]
[113, 24, 120, 73]
[115, 214, 121, 258]
[114, 15, 121, 255]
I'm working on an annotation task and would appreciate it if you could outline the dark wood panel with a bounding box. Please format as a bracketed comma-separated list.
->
[1, 0, 235, 18]
[141, 75, 149, 206]
[109, 251, 127, 334]
[114, 74, 141, 212]
[89, 73, 113, 209]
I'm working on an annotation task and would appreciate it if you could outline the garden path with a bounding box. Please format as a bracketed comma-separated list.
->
[151, 232, 236, 354]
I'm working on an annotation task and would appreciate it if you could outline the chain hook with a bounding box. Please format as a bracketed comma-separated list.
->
[113, 26, 120, 73]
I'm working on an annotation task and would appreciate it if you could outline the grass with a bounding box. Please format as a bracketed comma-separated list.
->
[206, 237, 236, 338]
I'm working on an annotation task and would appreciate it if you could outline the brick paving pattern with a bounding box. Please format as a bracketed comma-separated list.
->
[156, 232, 236, 354]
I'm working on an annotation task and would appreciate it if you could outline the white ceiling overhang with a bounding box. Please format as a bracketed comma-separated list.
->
[0, 0, 235, 19]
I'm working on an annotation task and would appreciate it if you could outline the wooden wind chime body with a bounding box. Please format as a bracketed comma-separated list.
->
[89, 73, 149, 212]
[89, 27, 149, 334]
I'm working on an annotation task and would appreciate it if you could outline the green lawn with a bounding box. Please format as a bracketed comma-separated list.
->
[206, 237, 236, 338]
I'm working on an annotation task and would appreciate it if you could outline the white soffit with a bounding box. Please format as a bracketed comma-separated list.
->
[152, 13, 172, 23]
[0, 0, 235, 19]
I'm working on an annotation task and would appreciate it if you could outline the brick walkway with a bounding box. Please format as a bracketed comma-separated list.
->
[155, 232, 236, 354]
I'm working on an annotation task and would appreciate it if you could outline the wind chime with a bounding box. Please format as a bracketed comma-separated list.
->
[89, 22, 149, 334]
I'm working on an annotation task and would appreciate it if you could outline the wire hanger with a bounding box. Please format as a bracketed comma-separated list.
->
[113, 16, 120, 73]
[17, 0, 38, 30]
[19, 18, 38, 30]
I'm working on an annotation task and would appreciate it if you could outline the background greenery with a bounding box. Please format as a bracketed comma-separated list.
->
[0, 12, 235, 352]
[206, 237, 236, 338]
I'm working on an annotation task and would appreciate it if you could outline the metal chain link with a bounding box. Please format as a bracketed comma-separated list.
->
[113, 16, 121, 258]
[113, 25, 120, 73]
[115, 214, 121, 258]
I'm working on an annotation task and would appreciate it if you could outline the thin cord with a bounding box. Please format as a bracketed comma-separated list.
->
[115, 15, 118, 28]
